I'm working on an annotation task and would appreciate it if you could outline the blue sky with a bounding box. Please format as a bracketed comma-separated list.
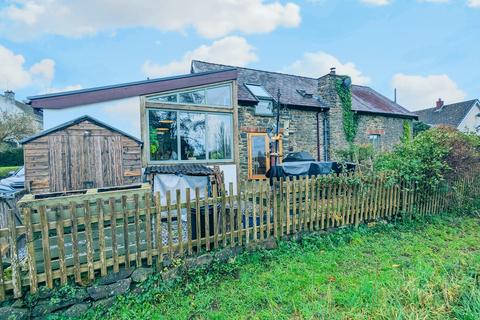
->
[0, 0, 479, 110]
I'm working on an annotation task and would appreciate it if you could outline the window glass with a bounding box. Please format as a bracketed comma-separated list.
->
[207, 114, 232, 160]
[251, 136, 268, 176]
[179, 90, 205, 104]
[255, 99, 274, 116]
[368, 134, 381, 150]
[245, 84, 272, 98]
[148, 110, 178, 161]
[179, 112, 206, 160]
[206, 85, 231, 107]
[149, 94, 177, 103]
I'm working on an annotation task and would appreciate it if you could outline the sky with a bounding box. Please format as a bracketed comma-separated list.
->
[0, 0, 479, 111]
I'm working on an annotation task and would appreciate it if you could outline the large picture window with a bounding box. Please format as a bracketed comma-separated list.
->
[148, 109, 233, 162]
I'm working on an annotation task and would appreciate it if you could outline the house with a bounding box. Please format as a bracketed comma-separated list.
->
[191, 61, 417, 180]
[0, 90, 43, 130]
[26, 61, 416, 191]
[415, 99, 480, 134]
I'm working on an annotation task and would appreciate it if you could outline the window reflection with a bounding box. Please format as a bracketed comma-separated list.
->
[149, 110, 177, 161]
[207, 114, 232, 160]
[180, 112, 206, 160]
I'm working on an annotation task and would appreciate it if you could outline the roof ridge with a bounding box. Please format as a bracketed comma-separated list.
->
[192, 60, 321, 81]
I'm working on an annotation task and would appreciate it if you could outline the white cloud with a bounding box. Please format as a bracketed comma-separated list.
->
[391, 73, 466, 110]
[467, 0, 480, 7]
[0, 0, 301, 40]
[142, 36, 258, 77]
[0, 45, 55, 90]
[282, 51, 371, 85]
[360, 0, 392, 5]
[45, 84, 83, 94]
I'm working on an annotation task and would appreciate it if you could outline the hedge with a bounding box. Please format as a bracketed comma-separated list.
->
[0, 148, 24, 166]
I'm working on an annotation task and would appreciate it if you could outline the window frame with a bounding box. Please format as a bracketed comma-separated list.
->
[247, 132, 283, 180]
[146, 107, 234, 164]
[368, 134, 381, 150]
[146, 83, 233, 108]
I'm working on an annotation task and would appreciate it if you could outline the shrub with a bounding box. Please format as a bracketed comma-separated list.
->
[336, 144, 375, 171]
[374, 126, 480, 186]
[0, 147, 23, 166]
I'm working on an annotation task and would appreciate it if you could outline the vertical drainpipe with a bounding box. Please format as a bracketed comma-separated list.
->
[316, 112, 321, 161]
[323, 112, 330, 161]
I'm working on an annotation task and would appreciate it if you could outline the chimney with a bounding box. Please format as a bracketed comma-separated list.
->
[436, 98, 444, 109]
[329, 67, 336, 75]
[4, 90, 15, 102]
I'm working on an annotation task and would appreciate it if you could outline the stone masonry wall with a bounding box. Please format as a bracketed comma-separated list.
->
[237, 104, 323, 181]
[354, 115, 412, 152]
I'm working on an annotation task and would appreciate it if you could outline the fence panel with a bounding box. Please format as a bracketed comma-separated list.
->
[0, 174, 477, 300]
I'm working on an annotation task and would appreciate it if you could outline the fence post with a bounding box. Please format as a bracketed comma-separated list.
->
[7, 209, 21, 298]
[23, 207, 37, 294]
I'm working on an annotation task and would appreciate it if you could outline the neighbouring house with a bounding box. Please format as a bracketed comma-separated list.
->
[21, 115, 142, 194]
[25, 61, 416, 193]
[415, 98, 480, 134]
[191, 61, 417, 180]
[0, 90, 43, 130]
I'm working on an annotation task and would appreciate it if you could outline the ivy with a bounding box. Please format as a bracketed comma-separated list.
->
[402, 120, 412, 142]
[335, 77, 358, 144]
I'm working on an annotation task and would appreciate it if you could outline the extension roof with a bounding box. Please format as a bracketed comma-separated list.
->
[414, 99, 479, 127]
[191, 60, 416, 118]
[20, 115, 143, 144]
[27, 69, 237, 109]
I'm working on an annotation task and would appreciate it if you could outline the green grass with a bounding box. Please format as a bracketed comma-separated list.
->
[0, 166, 19, 179]
[84, 213, 480, 320]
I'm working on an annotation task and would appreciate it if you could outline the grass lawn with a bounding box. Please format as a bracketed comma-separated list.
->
[87, 213, 480, 320]
[0, 166, 19, 179]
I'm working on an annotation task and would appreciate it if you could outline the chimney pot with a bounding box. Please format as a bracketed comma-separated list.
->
[330, 67, 336, 75]
[436, 98, 444, 109]
[3, 90, 15, 102]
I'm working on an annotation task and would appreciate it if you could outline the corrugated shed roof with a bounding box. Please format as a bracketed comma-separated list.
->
[351, 85, 417, 118]
[191, 60, 416, 118]
[145, 164, 213, 176]
[414, 99, 479, 127]
[191, 60, 326, 109]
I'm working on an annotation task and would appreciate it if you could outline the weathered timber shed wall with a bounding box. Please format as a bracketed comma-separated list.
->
[22, 115, 143, 194]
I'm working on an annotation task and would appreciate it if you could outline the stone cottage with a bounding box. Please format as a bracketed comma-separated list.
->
[191, 61, 417, 180]
[26, 60, 417, 191]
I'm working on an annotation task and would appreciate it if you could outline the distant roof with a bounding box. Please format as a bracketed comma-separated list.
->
[191, 60, 416, 118]
[21, 115, 143, 144]
[414, 99, 479, 127]
[191, 60, 326, 109]
[351, 85, 417, 119]
[27, 68, 237, 109]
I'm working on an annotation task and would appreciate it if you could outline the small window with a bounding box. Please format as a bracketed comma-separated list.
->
[247, 133, 282, 179]
[179, 90, 205, 105]
[368, 134, 381, 150]
[148, 94, 177, 103]
[245, 84, 272, 98]
[255, 99, 274, 116]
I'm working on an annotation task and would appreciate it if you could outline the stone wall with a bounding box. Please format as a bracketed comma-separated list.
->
[354, 115, 412, 152]
[237, 104, 324, 181]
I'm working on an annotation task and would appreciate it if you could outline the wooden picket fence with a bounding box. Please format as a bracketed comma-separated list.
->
[0, 173, 478, 301]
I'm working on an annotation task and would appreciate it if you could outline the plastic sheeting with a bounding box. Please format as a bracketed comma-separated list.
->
[153, 174, 208, 206]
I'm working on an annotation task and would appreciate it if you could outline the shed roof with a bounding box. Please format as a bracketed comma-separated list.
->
[414, 99, 479, 127]
[27, 68, 237, 109]
[21, 115, 143, 144]
[191, 60, 416, 118]
[145, 164, 213, 176]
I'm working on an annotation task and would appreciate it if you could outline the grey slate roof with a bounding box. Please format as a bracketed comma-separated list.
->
[191, 60, 326, 108]
[191, 60, 416, 118]
[414, 99, 479, 127]
[145, 164, 213, 176]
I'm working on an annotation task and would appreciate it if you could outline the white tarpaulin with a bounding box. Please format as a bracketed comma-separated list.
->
[153, 174, 208, 206]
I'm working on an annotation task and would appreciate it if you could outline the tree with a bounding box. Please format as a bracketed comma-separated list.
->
[0, 108, 37, 149]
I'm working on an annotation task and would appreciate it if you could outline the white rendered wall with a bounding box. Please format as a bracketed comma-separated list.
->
[458, 102, 480, 134]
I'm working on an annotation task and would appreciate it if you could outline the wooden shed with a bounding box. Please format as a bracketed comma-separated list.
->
[21, 115, 143, 194]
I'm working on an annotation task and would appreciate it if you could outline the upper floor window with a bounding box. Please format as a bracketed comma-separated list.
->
[245, 84, 275, 117]
[146, 84, 232, 108]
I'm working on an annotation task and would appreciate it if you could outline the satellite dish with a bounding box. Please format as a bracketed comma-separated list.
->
[342, 77, 351, 88]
